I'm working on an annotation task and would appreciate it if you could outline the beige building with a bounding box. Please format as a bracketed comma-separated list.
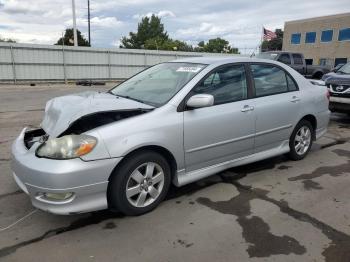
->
[283, 13, 350, 67]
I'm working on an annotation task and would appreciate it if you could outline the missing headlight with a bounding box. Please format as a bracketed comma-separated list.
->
[24, 128, 47, 149]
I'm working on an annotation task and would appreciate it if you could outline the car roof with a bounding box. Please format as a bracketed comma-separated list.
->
[170, 56, 282, 66]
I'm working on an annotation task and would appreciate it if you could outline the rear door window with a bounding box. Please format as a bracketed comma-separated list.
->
[286, 74, 298, 91]
[251, 64, 297, 97]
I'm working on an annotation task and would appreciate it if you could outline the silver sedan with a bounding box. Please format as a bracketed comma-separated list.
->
[11, 57, 330, 215]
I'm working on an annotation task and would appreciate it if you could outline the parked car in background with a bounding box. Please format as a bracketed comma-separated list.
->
[11, 57, 330, 216]
[257, 51, 331, 79]
[331, 63, 345, 73]
[322, 62, 350, 114]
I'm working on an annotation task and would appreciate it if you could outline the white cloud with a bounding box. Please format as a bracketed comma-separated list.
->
[1, 0, 43, 14]
[0, 0, 350, 53]
[90, 0, 163, 12]
[133, 10, 176, 20]
[91, 17, 122, 27]
[157, 10, 176, 18]
[177, 22, 231, 37]
[112, 39, 122, 47]
[65, 16, 122, 28]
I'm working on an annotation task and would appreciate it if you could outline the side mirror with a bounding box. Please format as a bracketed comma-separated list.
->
[186, 94, 214, 109]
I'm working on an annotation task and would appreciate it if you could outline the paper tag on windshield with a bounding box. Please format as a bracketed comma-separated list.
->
[176, 67, 202, 73]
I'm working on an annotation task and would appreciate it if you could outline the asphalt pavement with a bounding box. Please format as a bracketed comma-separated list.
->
[0, 84, 349, 262]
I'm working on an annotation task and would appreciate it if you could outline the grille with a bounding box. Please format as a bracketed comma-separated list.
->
[329, 84, 350, 93]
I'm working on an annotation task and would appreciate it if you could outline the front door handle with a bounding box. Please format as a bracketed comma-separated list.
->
[290, 96, 300, 103]
[241, 105, 254, 112]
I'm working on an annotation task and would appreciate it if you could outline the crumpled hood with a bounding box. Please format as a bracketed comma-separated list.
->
[41, 91, 154, 137]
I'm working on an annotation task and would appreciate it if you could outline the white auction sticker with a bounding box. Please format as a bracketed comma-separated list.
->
[176, 67, 202, 73]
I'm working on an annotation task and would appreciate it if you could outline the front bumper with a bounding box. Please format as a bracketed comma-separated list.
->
[11, 128, 122, 215]
[329, 96, 350, 113]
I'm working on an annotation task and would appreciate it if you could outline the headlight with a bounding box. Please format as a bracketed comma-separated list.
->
[36, 135, 97, 159]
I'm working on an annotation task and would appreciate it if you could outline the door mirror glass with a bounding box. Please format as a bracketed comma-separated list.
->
[186, 94, 214, 108]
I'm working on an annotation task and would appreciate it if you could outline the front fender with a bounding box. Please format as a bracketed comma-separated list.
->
[96, 106, 185, 171]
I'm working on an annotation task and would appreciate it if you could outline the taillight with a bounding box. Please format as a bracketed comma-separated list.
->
[326, 89, 330, 101]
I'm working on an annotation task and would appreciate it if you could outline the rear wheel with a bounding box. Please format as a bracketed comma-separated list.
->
[312, 72, 323, 79]
[108, 151, 171, 216]
[288, 120, 313, 160]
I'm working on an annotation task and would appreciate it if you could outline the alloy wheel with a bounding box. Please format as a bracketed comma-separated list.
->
[294, 126, 312, 155]
[125, 162, 165, 208]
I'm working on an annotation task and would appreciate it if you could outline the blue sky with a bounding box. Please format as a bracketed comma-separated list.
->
[0, 0, 349, 54]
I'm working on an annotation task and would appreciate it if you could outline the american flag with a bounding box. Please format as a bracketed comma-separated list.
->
[263, 28, 277, 41]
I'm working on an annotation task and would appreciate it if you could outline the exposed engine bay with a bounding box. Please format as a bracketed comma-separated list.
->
[24, 109, 150, 150]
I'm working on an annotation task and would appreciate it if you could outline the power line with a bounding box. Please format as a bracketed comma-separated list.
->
[88, 0, 91, 46]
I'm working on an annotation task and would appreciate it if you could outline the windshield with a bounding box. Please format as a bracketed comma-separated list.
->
[110, 62, 206, 107]
[256, 52, 278, 60]
[338, 62, 350, 74]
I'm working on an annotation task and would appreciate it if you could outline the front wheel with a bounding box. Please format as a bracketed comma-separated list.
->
[288, 120, 314, 161]
[108, 151, 171, 216]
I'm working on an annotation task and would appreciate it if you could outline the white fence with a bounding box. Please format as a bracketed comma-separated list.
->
[0, 43, 235, 83]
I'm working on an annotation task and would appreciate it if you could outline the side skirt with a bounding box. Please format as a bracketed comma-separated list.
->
[173, 140, 290, 187]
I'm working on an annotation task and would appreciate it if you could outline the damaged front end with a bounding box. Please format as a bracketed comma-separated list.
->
[24, 128, 47, 150]
[60, 109, 151, 136]
[24, 91, 154, 150]
[24, 109, 151, 150]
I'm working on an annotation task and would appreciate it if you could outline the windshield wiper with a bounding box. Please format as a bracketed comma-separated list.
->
[115, 94, 153, 106]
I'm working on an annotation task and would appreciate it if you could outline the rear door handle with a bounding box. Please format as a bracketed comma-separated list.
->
[241, 105, 254, 112]
[290, 96, 300, 103]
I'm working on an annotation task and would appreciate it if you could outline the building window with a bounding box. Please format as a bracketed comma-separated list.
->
[321, 30, 333, 42]
[305, 59, 313, 65]
[305, 32, 316, 43]
[334, 58, 347, 66]
[338, 28, 350, 41]
[291, 33, 301, 44]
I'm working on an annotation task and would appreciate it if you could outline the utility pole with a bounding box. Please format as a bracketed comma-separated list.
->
[88, 0, 91, 46]
[72, 0, 78, 46]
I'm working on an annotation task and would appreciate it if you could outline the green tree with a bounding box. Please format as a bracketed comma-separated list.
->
[121, 15, 169, 49]
[120, 16, 239, 54]
[198, 41, 205, 48]
[0, 36, 16, 43]
[55, 28, 90, 46]
[144, 37, 193, 51]
[194, 38, 239, 54]
[261, 29, 283, 51]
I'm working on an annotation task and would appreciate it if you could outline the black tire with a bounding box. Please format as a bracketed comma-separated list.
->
[108, 151, 171, 216]
[288, 120, 314, 161]
[312, 72, 323, 80]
